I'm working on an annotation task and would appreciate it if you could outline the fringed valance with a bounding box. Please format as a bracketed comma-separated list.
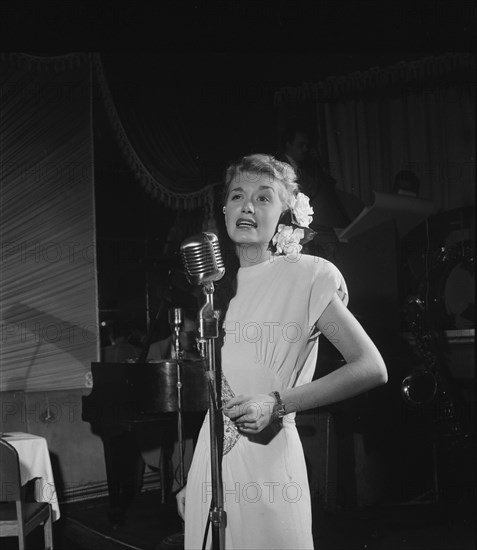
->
[275, 53, 475, 105]
[0, 52, 90, 72]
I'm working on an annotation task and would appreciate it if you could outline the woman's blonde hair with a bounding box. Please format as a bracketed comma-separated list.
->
[224, 154, 299, 211]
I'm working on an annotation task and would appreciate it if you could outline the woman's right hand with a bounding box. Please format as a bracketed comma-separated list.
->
[176, 485, 186, 521]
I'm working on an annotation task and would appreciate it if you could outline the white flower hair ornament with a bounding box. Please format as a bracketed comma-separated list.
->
[271, 192, 315, 256]
[290, 193, 314, 227]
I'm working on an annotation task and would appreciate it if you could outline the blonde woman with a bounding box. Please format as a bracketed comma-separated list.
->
[177, 154, 387, 549]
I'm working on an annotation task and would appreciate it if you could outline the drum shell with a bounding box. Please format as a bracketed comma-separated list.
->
[422, 256, 475, 330]
[133, 359, 209, 414]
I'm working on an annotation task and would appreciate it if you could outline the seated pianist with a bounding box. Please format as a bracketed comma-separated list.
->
[147, 312, 200, 362]
[101, 319, 141, 363]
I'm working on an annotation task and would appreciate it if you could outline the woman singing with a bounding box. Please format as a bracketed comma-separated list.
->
[177, 154, 387, 549]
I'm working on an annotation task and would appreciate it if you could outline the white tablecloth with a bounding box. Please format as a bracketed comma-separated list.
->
[1, 432, 61, 521]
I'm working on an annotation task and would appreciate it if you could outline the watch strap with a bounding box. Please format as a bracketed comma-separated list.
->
[271, 390, 286, 419]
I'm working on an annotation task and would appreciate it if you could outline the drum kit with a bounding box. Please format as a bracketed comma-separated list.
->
[399, 207, 473, 440]
[404, 206, 474, 332]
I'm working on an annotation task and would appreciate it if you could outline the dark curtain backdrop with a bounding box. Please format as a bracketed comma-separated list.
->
[276, 52, 475, 355]
[276, 53, 475, 212]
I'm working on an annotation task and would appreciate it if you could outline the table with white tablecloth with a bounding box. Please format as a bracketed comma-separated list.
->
[1, 432, 60, 521]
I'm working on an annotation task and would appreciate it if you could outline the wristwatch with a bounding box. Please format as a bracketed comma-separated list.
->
[271, 391, 286, 419]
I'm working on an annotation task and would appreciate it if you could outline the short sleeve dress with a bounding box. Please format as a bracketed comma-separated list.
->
[184, 254, 348, 550]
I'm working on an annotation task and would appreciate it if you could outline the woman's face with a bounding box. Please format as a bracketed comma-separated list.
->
[224, 171, 284, 250]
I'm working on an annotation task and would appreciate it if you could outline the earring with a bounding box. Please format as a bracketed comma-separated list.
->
[222, 206, 226, 215]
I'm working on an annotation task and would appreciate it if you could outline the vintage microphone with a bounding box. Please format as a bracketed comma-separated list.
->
[180, 232, 225, 285]
[180, 232, 226, 550]
[181, 233, 225, 360]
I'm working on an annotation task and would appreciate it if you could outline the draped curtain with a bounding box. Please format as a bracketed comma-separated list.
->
[275, 53, 475, 212]
[0, 53, 98, 391]
[92, 53, 218, 215]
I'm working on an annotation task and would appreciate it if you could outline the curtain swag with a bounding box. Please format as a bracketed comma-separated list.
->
[91, 53, 217, 211]
[275, 53, 475, 105]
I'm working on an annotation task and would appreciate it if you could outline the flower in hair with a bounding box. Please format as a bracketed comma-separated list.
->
[290, 192, 313, 228]
[271, 192, 315, 256]
[272, 224, 305, 255]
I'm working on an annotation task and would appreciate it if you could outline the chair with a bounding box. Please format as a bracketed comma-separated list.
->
[0, 438, 54, 549]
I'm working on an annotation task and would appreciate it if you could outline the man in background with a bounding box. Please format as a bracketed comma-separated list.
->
[147, 311, 199, 362]
[101, 319, 141, 362]
[280, 124, 351, 231]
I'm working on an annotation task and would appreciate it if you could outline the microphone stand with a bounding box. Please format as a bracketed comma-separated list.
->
[197, 281, 226, 550]
[169, 308, 185, 489]
[161, 308, 187, 550]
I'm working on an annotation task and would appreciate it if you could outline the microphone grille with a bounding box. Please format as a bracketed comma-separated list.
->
[180, 232, 225, 284]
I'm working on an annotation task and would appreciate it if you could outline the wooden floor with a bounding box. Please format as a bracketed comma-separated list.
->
[4, 485, 474, 550]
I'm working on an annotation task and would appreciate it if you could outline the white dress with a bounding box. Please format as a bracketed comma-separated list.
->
[184, 254, 348, 550]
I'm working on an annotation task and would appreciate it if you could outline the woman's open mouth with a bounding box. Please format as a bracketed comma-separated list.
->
[236, 218, 257, 229]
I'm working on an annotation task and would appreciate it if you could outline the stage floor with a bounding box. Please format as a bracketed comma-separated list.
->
[3, 486, 474, 550]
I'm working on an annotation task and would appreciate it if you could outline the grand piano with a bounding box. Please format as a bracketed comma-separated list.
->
[82, 360, 208, 526]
